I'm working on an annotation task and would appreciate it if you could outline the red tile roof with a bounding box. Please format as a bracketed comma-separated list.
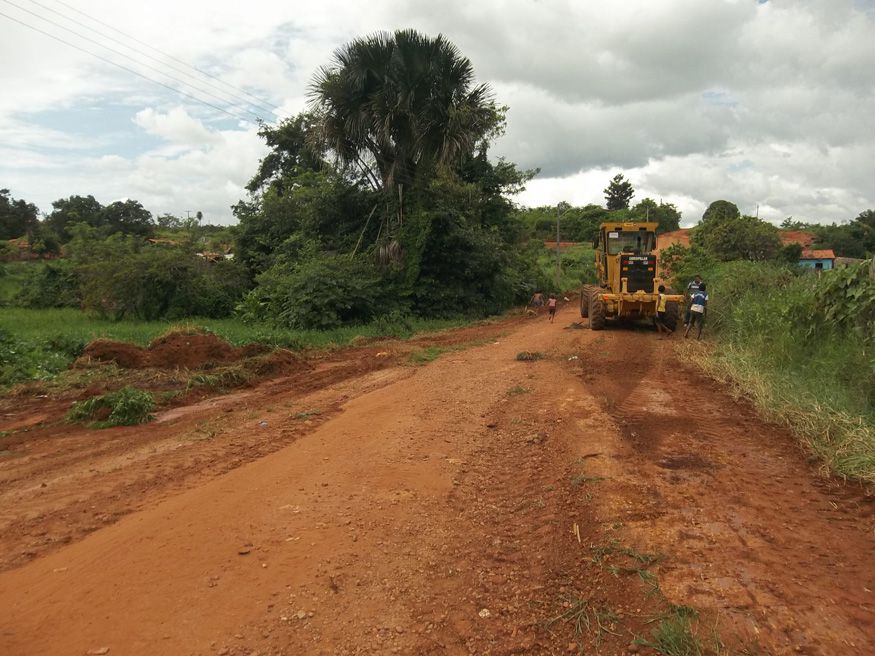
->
[800, 249, 835, 260]
[779, 230, 816, 247]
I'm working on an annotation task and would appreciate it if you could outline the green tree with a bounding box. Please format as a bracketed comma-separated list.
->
[603, 174, 634, 211]
[779, 242, 803, 264]
[234, 170, 373, 276]
[696, 214, 782, 261]
[45, 195, 104, 241]
[0, 189, 39, 241]
[101, 199, 155, 238]
[246, 114, 326, 194]
[701, 200, 740, 224]
[78, 246, 247, 320]
[157, 213, 183, 230]
[780, 217, 810, 230]
[310, 29, 497, 192]
[630, 198, 681, 233]
[853, 209, 875, 253]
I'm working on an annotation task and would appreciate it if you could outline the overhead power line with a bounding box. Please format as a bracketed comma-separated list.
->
[0, 9, 257, 123]
[52, 0, 280, 113]
[1, 0, 264, 121]
[29, 0, 278, 116]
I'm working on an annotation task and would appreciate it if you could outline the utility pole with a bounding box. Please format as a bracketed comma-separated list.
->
[556, 208, 562, 283]
[555, 202, 570, 288]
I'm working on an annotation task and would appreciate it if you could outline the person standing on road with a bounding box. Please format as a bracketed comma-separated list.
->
[684, 274, 704, 328]
[529, 291, 545, 310]
[684, 283, 708, 339]
[547, 294, 558, 323]
[654, 285, 674, 338]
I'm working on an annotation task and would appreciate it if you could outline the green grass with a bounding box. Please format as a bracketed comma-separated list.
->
[670, 258, 875, 484]
[67, 387, 155, 428]
[682, 340, 875, 483]
[293, 408, 322, 420]
[0, 261, 38, 305]
[0, 307, 467, 349]
[0, 307, 470, 388]
[408, 346, 446, 364]
[537, 244, 597, 294]
[635, 606, 708, 656]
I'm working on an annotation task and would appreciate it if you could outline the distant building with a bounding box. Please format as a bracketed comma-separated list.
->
[799, 249, 836, 271]
[778, 231, 815, 248]
[835, 257, 864, 268]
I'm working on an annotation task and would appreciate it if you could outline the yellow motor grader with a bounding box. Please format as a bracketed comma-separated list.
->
[580, 221, 682, 330]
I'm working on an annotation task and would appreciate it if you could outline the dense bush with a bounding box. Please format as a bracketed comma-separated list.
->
[671, 255, 875, 480]
[79, 248, 249, 320]
[67, 386, 155, 427]
[239, 255, 396, 329]
[15, 261, 80, 308]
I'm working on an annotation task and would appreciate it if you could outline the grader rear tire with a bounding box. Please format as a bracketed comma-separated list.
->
[589, 292, 606, 330]
[580, 286, 591, 318]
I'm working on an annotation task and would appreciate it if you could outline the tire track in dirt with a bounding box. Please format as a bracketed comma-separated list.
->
[0, 321, 521, 574]
[0, 309, 658, 656]
[574, 328, 875, 655]
[0, 305, 872, 655]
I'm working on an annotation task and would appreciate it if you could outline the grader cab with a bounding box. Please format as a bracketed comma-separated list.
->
[580, 221, 682, 330]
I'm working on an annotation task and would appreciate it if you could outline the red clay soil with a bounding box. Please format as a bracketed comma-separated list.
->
[0, 304, 872, 655]
[80, 331, 263, 370]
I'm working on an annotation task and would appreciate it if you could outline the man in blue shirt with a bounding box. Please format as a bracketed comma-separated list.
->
[684, 274, 703, 328]
[684, 283, 708, 339]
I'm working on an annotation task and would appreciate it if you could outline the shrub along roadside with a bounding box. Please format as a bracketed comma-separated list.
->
[671, 258, 875, 484]
[67, 387, 155, 428]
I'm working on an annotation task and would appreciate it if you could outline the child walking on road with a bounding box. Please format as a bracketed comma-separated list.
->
[547, 294, 557, 323]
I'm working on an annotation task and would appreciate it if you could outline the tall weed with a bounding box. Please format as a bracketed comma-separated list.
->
[673, 258, 875, 483]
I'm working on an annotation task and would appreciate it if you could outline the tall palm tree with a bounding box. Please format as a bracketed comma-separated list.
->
[310, 29, 496, 192]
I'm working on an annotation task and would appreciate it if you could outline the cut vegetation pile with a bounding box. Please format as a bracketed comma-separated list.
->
[79, 329, 267, 370]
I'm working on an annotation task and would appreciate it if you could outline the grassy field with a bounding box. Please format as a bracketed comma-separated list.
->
[0, 307, 469, 387]
[0, 307, 467, 347]
[0, 261, 36, 306]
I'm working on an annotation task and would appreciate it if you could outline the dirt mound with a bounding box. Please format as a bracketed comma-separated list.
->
[147, 332, 238, 369]
[246, 349, 311, 376]
[81, 339, 147, 368]
[79, 331, 258, 370]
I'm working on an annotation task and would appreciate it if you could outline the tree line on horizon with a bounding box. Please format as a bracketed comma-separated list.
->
[1, 29, 873, 329]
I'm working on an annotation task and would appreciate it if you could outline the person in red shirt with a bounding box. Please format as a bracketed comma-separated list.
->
[547, 294, 558, 323]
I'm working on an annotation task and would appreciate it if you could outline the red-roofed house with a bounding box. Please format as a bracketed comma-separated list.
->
[778, 230, 815, 248]
[799, 249, 836, 271]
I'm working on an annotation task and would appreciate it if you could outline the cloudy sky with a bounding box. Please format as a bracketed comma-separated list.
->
[2, 0, 874, 227]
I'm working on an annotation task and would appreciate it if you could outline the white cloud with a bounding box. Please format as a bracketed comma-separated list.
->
[132, 106, 220, 146]
[0, 0, 874, 225]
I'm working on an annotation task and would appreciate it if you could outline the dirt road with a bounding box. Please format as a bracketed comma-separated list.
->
[0, 304, 872, 655]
